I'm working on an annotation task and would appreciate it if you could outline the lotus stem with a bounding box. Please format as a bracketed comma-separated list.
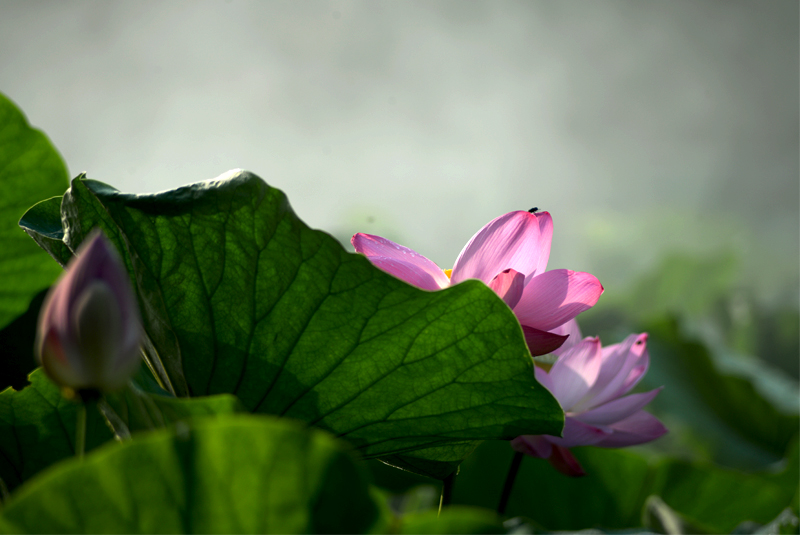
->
[75, 402, 87, 459]
[497, 450, 524, 515]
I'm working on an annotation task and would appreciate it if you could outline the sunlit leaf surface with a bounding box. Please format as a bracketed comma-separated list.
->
[0, 93, 67, 330]
[0, 415, 380, 534]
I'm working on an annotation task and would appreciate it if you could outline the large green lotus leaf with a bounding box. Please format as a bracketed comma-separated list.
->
[0, 415, 380, 534]
[19, 171, 563, 471]
[0, 367, 244, 493]
[0, 93, 68, 329]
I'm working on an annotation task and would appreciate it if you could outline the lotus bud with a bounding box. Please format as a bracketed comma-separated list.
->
[36, 229, 143, 395]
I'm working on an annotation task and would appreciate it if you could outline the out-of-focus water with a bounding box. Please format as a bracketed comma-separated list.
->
[1, 0, 797, 305]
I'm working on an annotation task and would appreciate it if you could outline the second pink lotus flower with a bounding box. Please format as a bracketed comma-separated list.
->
[352, 210, 604, 356]
[511, 320, 668, 476]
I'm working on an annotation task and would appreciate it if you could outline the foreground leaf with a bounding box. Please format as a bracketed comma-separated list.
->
[0, 93, 68, 330]
[20, 171, 563, 472]
[0, 368, 244, 493]
[0, 415, 380, 534]
[399, 506, 505, 534]
[0, 369, 111, 492]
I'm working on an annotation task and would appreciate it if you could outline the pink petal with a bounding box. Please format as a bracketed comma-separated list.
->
[546, 416, 611, 448]
[551, 319, 584, 357]
[532, 211, 553, 277]
[511, 435, 552, 459]
[547, 445, 586, 477]
[619, 347, 650, 394]
[513, 270, 604, 332]
[547, 337, 603, 410]
[450, 211, 544, 285]
[522, 325, 569, 357]
[488, 269, 525, 309]
[576, 387, 663, 426]
[576, 333, 648, 410]
[365, 257, 449, 292]
[593, 410, 668, 448]
[351, 233, 450, 290]
[534, 365, 556, 393]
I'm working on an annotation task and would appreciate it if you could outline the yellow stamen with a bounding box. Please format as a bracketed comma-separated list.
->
[443, 269, 452, 279]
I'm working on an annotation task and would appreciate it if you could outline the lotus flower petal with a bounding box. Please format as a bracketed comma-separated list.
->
[547, 416, 611, 448]
[365, 256, 449, 291]
[352, 211, 602, 357]
[513, 269, 604, 332]
[575, 333, 648, 411]
[511, 434, 553, 459]
[577, 388, 663, 426]
[450, 211, 545, 285]
[522, 325, 569, 357]
[593, 410, 669, 448]
[488, 268, 525, 309]
[547, 337, 602, 410]
[351, 233, 450, 289]
[532, 211, 553, 278]
[546, 444, 586, 477]
[515, 330, 666, 473]
[551, 318, 584, 357]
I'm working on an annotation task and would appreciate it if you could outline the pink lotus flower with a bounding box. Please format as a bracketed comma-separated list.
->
[352, 210, 603, 355]
[36, 230, 143, 393]
[511, 320, 667, 476]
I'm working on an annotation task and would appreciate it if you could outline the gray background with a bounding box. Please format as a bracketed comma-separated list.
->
[2, 0, 797, 305]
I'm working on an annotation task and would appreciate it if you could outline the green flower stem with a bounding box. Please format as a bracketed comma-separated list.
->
[0, 475, 9, 505]
[497, 450, 524, 515]
[75, 402, 87, 459]
[439, 471, 456, 515]
[97, 396, 131, 441]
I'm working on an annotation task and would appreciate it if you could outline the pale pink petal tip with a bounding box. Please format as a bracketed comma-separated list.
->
[351, 233, 450, 290]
